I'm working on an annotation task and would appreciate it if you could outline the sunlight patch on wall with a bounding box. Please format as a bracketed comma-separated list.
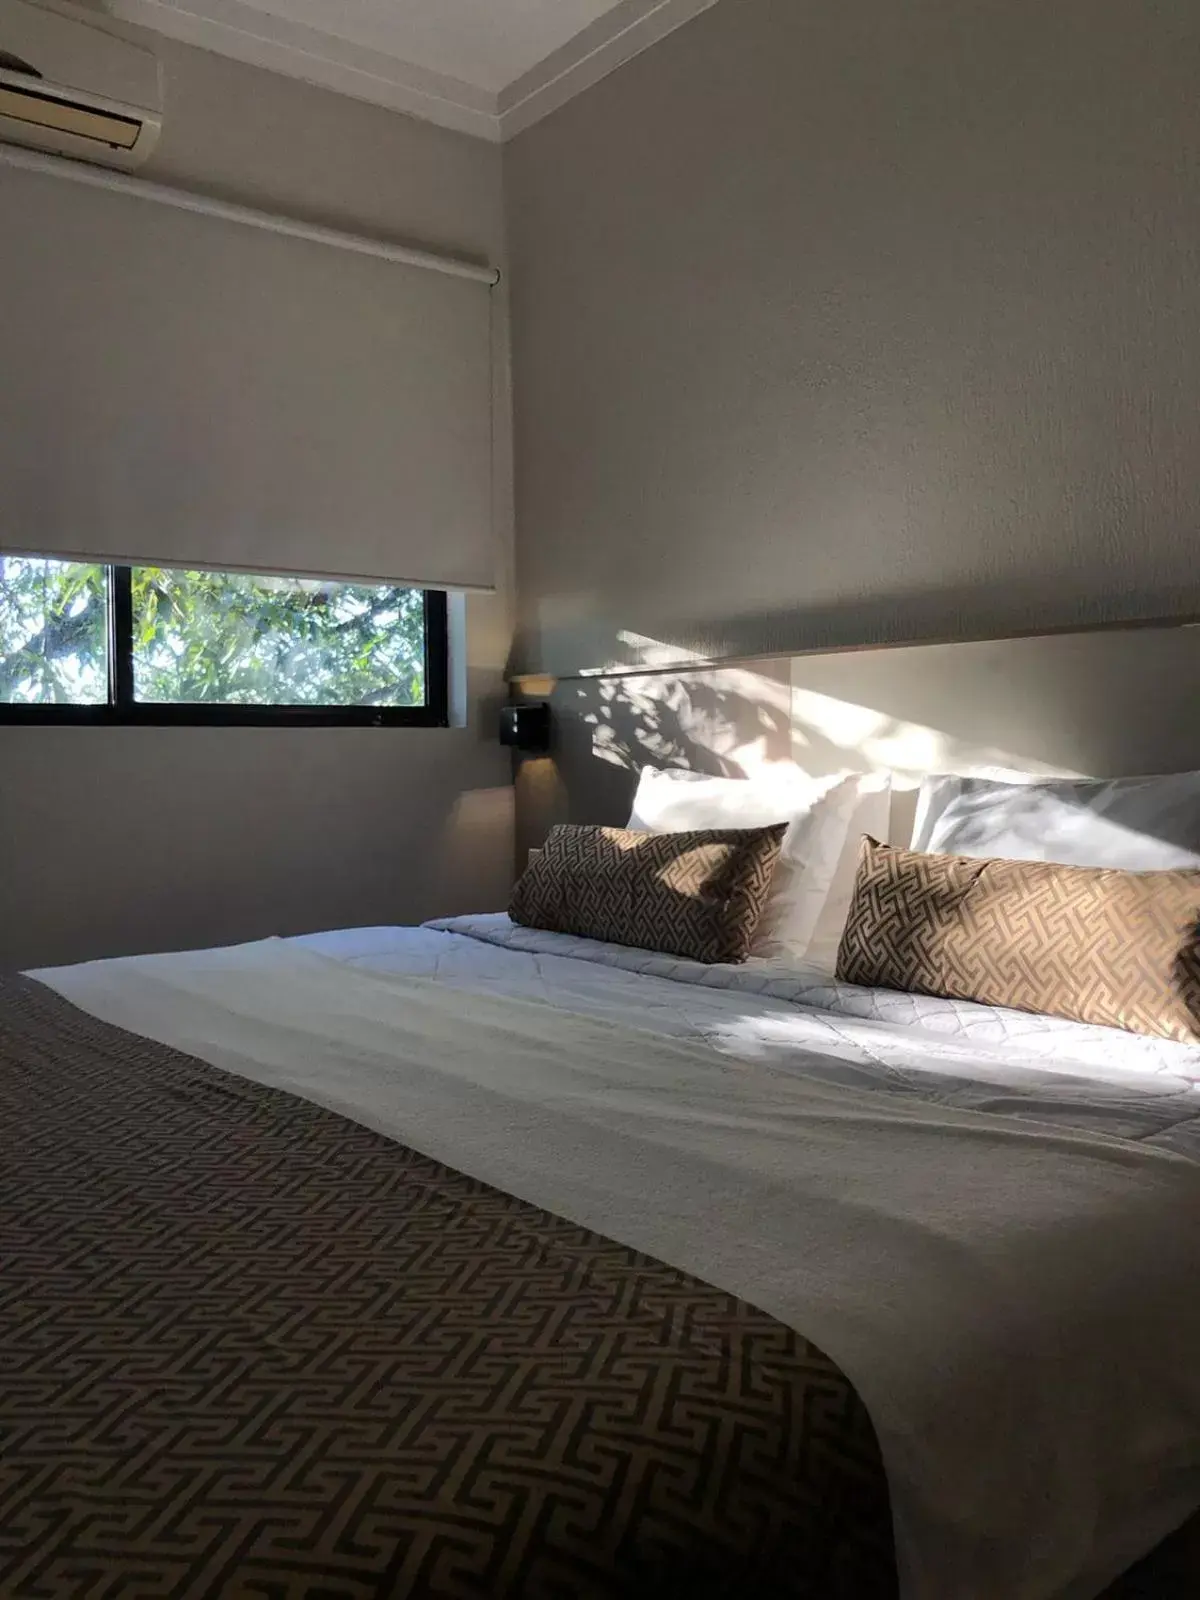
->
[570, 639, 1086, 801]
[789, 686, 1080, 783]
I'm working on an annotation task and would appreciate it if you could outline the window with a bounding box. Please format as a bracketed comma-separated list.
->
[0, 558, 448, 726]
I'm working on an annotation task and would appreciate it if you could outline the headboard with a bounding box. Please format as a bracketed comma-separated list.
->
[512, 622, 1200, 864]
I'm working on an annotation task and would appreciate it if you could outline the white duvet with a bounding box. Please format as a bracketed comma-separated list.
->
[33, 916, 1200, 1600]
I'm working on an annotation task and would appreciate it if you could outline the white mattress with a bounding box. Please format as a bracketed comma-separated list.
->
[30, 918, 1200, 1600]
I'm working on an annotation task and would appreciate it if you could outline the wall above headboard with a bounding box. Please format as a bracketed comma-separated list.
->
[506, 0, 1200, 681]
[513, 622, 1200, 861]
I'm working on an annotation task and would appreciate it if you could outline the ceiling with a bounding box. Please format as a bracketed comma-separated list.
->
[98, 0, 718, 139]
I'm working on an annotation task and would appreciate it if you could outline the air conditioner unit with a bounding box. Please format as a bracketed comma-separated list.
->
[0, 0, 162, 171]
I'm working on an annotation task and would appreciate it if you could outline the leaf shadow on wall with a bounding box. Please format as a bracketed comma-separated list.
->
[515, 665, 852, 852]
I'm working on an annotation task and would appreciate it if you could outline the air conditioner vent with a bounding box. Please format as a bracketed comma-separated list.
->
[0, 1, 162, 172]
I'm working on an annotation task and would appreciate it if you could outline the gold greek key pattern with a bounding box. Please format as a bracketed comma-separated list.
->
[838, 836, 1200, 1041]
[0, 975, 895, 1598]
[511, 823, 786, 964]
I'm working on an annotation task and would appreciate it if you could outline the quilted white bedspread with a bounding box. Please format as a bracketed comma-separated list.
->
[32, 917, 1200, 1600]
[312, 914, 1200, 1159]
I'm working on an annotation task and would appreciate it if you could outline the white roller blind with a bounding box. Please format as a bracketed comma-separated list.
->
[0, 158, 495, 590]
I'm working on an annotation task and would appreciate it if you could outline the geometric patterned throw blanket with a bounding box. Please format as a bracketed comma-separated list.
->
[0, 975, 896, 1599]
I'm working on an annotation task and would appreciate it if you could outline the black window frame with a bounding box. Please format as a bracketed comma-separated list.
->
[0, 564, 449, 728]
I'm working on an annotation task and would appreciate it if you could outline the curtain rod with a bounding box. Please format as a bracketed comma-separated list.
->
[0, 143, 501, 286]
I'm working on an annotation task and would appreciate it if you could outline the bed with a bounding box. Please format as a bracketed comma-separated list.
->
[6, 908, 1200, 1600]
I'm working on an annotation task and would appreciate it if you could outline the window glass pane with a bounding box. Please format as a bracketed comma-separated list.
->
[131, 568, 427, 707]
[0, 557, 108, 705]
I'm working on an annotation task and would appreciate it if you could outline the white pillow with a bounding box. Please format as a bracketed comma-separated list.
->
[627, 763, 822, 832]
[780, 770, 891, 972]
[912, 771, 1200, 870]
[626, 765, 891, 970]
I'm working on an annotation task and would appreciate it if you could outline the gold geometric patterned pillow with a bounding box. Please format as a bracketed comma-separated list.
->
[510, 822, 788, 964]
[835, 836, 1200, 1042]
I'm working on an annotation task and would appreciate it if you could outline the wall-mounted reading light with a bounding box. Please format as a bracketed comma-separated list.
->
[499, 701, 551, 753]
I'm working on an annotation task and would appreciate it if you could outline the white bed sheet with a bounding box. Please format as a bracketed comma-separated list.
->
[30, 918, 1200, 1600]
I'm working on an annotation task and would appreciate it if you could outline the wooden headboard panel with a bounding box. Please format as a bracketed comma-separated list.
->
[512, 623, 1200, 866]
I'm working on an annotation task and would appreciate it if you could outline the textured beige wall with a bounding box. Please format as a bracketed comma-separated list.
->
[505, 0, 1200, 678]
[0, 36, 514, 969]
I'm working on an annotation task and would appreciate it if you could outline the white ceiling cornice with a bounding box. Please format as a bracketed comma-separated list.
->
[102, 0, 504, 139]
[98, 0, 719, 143]
[497, 0, 717, 140]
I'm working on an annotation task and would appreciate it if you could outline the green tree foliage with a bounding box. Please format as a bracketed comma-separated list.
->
[0, 558, 426, 707]
[132, 568, 426, 706]
[0, 559, 107, 704]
